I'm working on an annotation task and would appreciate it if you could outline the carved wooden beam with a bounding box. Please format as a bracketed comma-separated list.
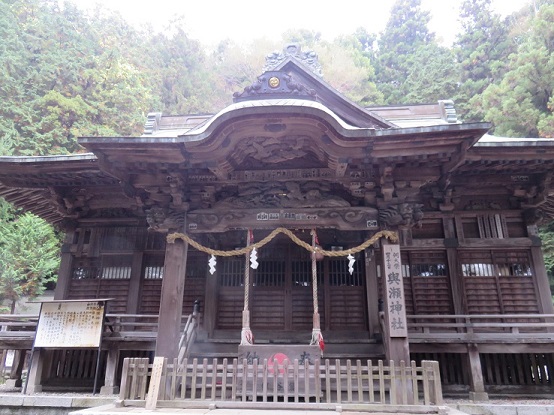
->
[186, 207, 379, 233]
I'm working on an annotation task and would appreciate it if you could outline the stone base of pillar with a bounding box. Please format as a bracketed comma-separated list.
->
[468, 391, 489, 402]
[100, 385, 120, 395]
[25, 384, 43, 394]
[4, 378, 22, 388]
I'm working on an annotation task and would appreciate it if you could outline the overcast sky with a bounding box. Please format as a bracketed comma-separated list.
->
[70, 0, 532, 47]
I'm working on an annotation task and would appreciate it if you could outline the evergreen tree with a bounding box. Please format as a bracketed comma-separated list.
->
[374, 0, 436, 104]
[0, 211, 60, 313]
[453, 0, 514, 121]
[477, 3, 554, 137]
[402, 43, 459, 104]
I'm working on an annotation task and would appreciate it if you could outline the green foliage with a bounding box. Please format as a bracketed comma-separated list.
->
[0, 211, 60, 313]
[402, 43, 459, 104]
[374, 0, 438, 104]
[3, 0, 552, 142]
[476, 3, 554, 137]
[453, 0, 514, 121]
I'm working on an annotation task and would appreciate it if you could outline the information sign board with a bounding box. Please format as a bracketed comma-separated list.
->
[34, 300, 105, 348]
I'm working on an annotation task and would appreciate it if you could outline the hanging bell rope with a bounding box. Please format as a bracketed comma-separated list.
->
[167, 228, 398, 257]
[240, 229, 254, 345]
[309, 229, 324, 351]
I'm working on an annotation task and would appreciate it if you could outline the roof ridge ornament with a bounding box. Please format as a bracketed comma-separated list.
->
[233, 71, 317, 102]
[263, 43, 323, 77]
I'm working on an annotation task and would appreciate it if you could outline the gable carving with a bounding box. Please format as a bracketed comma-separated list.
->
[230, 135, 325, 168]
[262, 44, 323, 77]
[233, 71, 316, 102]
[214, 181, 351, 209]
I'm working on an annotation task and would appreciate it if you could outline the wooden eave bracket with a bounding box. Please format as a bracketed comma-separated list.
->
[438, 141, 470, 190]
[520, 171, 553, 208]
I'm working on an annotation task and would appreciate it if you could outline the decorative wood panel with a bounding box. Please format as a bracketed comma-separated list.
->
[291, 287, 324, 329]
[139, 279, 162, 314]
[328, 256, 366, 329]
[68, 274, 130, 314]
[495, 251, 538, 314]
[216, 249, 364, 332]
[138, 253, 207, 316]
[216, 289, 243, 329]
[380, 251, 451, 316]
[409, 252, 452, 315]
[182, 253, 208, 315]
[251, 289, 286, 329]
[459, 250, 538, 315]
[138, 254, 164, 314]
[216, 257, 244, 329]
[252, 258, 286, 329]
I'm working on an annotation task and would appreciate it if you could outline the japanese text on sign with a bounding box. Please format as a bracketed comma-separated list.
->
[34, 301, 105, 348]
[382, 245, 407, 337]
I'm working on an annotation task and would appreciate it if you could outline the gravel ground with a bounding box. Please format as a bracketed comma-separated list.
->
[2, 382, 553, 406]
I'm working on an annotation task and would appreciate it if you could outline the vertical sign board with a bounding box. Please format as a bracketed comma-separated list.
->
[382, 245, 408, 337]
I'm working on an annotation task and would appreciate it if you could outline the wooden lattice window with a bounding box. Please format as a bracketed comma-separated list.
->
[219, 257, 244, 287]
[71, 257, 100, 280]
[408, 252, 447, 277]
[460, 250, 538, 314]
[254, 260, 285, 287]
[403, 251, 452, 315]
[145, 231, 166, 250]
[292, 260, 311, 287]
[291, 260, 324, 286]
[100, 255, 132, 279]
[495, 251, 532, 277]
[462, 214, 508, 239]
[412, 219, 444, 239]
[101, 227, 140, 251]
[329, 254, 364, 286]
[143, 254, 164, 280]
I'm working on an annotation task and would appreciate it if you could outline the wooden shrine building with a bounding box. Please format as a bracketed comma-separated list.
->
[1, 45, 554, 399]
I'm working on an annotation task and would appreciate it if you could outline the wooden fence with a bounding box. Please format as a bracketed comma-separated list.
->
[119, 357, 442, 409]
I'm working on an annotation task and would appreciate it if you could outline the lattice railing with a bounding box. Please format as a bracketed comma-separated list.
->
[119, 357, 442, 408]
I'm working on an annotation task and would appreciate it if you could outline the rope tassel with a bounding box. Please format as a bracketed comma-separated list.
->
[241, 327, 254, 345]
[310, 328, 324, 352]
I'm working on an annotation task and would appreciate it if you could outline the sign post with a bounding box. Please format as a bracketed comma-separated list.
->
[23, 299, 109, 395]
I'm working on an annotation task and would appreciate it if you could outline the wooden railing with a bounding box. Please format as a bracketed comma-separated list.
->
[120, 357, 442, 409]
[407, 314, 554, 343]
[178, 306, 199, 365]
[2, 313, 554, 348]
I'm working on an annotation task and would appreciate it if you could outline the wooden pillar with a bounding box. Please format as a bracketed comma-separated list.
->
[203, 261, 218, 338]
[467, 344, 489, 401]
[528, 225, 554, 314]
[444, 216, 465, 314]
[155, 237, 189, 359]
[54, 230, 76, 300]
[5, 350, 26, 388]
[25, 349, 45, 394]
[380, 240, 410, 363]
[100, 347, 120, 395]
[364, 247, 380, 338]
[126, 252, 144, 314]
